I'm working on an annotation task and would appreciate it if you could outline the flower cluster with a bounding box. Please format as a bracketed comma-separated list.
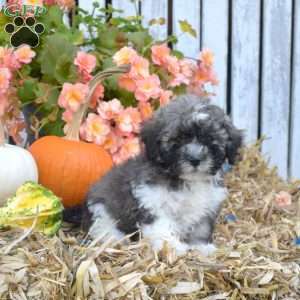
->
[7, 0, 75, 11]
[58, 51, 143, 164]
[58, 45, 218, 165]
[0, 45, 36, 142]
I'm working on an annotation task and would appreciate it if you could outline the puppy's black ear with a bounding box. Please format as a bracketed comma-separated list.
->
[140, 118, 162, 162]
[224, 118, 243, 165]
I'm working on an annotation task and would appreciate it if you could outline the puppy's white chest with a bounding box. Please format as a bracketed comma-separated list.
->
[134, 180, 226, 226]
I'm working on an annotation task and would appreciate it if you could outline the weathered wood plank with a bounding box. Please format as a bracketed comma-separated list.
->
[290, 1, 300, 179]
[261, 0, 292, 179]
[172, 0, 201, 58]
[112, 0, 137, 17]
[231, 0, 260, 143]
[201, 0, 229, 110]
[141, 0, 168, 41]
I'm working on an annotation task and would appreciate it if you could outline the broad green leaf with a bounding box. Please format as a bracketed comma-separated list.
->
[37, 34, 77, 83]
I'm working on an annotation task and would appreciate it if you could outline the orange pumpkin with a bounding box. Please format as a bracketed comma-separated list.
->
[29, 65, 130, 207]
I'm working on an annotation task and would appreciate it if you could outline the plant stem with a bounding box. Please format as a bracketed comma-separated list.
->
[0, 117, 5, 146]
[65, 65, 131, 141]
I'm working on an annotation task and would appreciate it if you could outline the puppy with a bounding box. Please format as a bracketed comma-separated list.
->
[82, 94, 243, 255]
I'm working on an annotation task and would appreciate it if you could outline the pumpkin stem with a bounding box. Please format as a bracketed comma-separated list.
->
[65, 65, 130, 141]
[0, 117, 5, 146]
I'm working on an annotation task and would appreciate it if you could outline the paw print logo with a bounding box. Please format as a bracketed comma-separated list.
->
[4, 16, 45, 48]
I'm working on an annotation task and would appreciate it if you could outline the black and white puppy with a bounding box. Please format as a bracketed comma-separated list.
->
[82, 94, 243, 255]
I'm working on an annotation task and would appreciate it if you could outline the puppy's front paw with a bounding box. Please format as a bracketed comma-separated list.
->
[193, 243, 217, 256]
[151, 239, 189, 256]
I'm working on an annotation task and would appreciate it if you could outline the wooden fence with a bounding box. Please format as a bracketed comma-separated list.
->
[1, 0, 299, 179]
[78, 0, 299, 179]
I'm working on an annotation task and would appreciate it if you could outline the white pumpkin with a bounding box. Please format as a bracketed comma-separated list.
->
[0, 120, 38, 205]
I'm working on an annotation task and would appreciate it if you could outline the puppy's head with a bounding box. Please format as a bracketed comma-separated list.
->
[141, 94, 243, 178]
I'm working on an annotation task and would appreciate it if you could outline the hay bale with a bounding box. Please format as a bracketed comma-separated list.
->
[1, 142, 299, 299]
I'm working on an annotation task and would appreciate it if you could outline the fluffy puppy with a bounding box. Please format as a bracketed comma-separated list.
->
[82, 94, 243, 255]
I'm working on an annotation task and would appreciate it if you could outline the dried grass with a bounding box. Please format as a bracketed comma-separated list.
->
[0, 141, 299, 299]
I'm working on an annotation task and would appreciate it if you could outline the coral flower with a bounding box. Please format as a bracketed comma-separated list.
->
[199, 48, 214, 68]
[159, 90, 173, 106]
[0, 67, 12, 93]
[58, 83, 89, 112]
[62, 109, 73, 123]
[180, 59, 195, 79]
[118, 74, 137, 92]
[14, 45, 36, 64]
[0, 93, 9, 116]
[97, 98, 124, 120]
[80, 113, 110, 145]
[135, 74, 161, 102]
[90, 83, 104, 108]
[138, 102, 153, 120]
[116, 107, 142, 135]
[129, 56, 150, 78]
[74, 51, 96, 74]
[113, 137, 141, 164]
[103, 131, 122, 154]
[0, 47, 21, 70]
[24, 0, 43, 6]
[151, 43, 171, 66]
[165, 55, 181, 76]
[113, 47, 138, 66]
[274, 191, 292, 208]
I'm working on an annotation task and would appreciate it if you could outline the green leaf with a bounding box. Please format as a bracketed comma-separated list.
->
[178, 20, 197, 38]
[125, 31, 152, 51]
[37, 34, 77, 83]
[18, 79, 39, 104]
[55, 54, 77, 84]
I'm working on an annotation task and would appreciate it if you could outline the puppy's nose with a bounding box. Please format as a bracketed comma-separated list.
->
[189, 158, 201, 167]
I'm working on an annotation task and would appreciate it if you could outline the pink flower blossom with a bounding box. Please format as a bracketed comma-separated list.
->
[113, 137, 141, 164]
[151, 43, 171, 66]
[62, 110, 73, 123]
[0, 68, 12, 93]
[90, 83, 104, 108]
[274, 191, 292, 208]
[159, 90, 173, 106]
[138, 102, 153, 121]
[180, 59, 195, 79]
[118, 74, 137, 92]
[0, 93, 9, 117]
[58, 83, 89, 112]
[14, 45, 36, 64]
[80, 113, 110, 145]
[116, 107, 142, 135]
[135, 74, 161, 102]
[0, 47, 20, 70]
[129, 56, 150, 78]
[97, 98, 124, 120]
[199, 48, 214, 68]
[165, 55, 180, 75]
[169, 73, 190, 87]
[74, 51, 96, 74]
[113, 47, 138, 66]
[103, 131, 122, 154]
